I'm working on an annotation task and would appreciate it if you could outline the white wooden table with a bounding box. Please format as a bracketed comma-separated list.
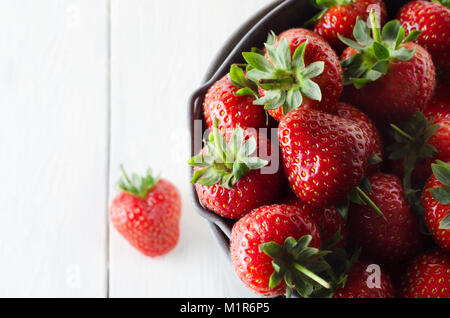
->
[0, 0, 276, 297]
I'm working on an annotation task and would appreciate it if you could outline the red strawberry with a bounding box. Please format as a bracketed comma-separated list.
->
[230, 204, 331, 298]
[398, 0, 450, 75]
[333, 102, 384, 174]
[243, 29, 342, 121]
[422, 161, 450, 251]
[400, 250, 450, 298]
[110, 166, 181, 257]
[333, 260, 394, 298]
[348, 173, 423, 264]
[282, 195, 347, 248]
[278, 108, 371, 207]
[203, 67, 266, 132]
[188, 121, 283, 219]
[310, 0, 387, 53]
[340, 11, 436, 124]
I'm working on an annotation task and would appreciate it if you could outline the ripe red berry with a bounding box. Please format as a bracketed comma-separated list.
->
[398, 0, 450, 75]
[333, 260, 394, 298]
[279, 108, 371, 207]
[230, 204, 331, 298]
[110, 167, 181, 257]
[400, 250, 450, 298]
[312, 0, 387, 53]
[189, 122, 283, 219]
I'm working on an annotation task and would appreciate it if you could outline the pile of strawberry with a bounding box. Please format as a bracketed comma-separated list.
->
[189, 0, 450, 298]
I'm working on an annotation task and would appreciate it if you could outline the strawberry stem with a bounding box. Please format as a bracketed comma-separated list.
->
[390, 124, 415, 142]
[355, 186, 386, 220]
[369, 9, 382, 43]
[293, 263, 331, 289]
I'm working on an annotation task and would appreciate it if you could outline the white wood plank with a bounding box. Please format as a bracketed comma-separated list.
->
[110, 0, 274, 297]
[0, 0, 109, 297]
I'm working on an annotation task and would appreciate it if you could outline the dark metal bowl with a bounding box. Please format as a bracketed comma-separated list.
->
[188, 0, 410, 260]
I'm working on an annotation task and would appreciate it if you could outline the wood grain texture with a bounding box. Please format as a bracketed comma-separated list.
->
[0, 0, 109, 297]
[109, 0, 273, 297]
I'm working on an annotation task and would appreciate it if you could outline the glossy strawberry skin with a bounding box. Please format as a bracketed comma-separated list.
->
[203, 74, 266, 132]
[348, 173, 423, 264]
[110, 179, 181, 257]
[195, 130, 283, 219]
[341, 43, 435, 124]
[333, 102, 384, 175]
[230, 204, 321, 297]
[264, 29, 342, 121]
[398, 0, 450, 74]
[279, 108, 371, 207]
[333, 260, 395, 298]
[422, 168, 450, 251]
[314, 0, 387, 53]
[400, 250, 450, 298]
[282, 195, 347, 248]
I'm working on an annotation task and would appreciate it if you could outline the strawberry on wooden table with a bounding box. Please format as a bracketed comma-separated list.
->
[340, 10, 436, 124]
[243, 29, 342, 121]
[333, 260, 395, 298]
[422, 161, 450, 251]
[308, 0, 387, 53]
[400, 250, 450, 298]
[203, 66, 266, 132]
[230, 204, 332, 298]
[188, 120, 283, 219]
[348, 173, 423, 264]
[397, 0, 450, 75]
[110, 166, 181, 257]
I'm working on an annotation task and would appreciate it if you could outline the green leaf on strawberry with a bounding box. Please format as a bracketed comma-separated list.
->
[259, 235, 332, 298]
[188, 120, 268, 189]
[229, 64, 259, 98]
[117, 165, 160, 199]
[388, 113, 440, 214]
[340, 10, 421, 88]
[429, 161, 450, 212]
[242, 38, 324, 116]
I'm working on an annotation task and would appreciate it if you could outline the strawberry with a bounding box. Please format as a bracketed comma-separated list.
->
[243, 29, 342, 121]
[398, 0, 450, 75]
[333, 260, 395, 298]
[188, 121, 283, 219]
[230, 204, 332, 298]
[282, 195, 347, 249]
[348, 173, 424, 264]
[308, 0, 387, 53]
[333, 102, 384, 174]
[422, 161, 450, 251]
[110, 166, 181, 257]
[400, 250, 450, 298]
[340, 10, 436, 124]
[278, 108, 373, 209]
[203, 66, 266, 132]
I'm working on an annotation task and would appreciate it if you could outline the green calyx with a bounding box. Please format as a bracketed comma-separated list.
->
[188, 120, 268, 189]
[429, 161, 450, 230]
[340, 10, 422, 88]
[229, 64, 259, 98]
[242, 37, 324, 116]
[336, 177, 385, 221]
[259, 235, 332, 298]
[433, 0, 450, 9]
[305, 0, 354, 26]
[388, 112, 440, 214]
[117, 165, 159, 199]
